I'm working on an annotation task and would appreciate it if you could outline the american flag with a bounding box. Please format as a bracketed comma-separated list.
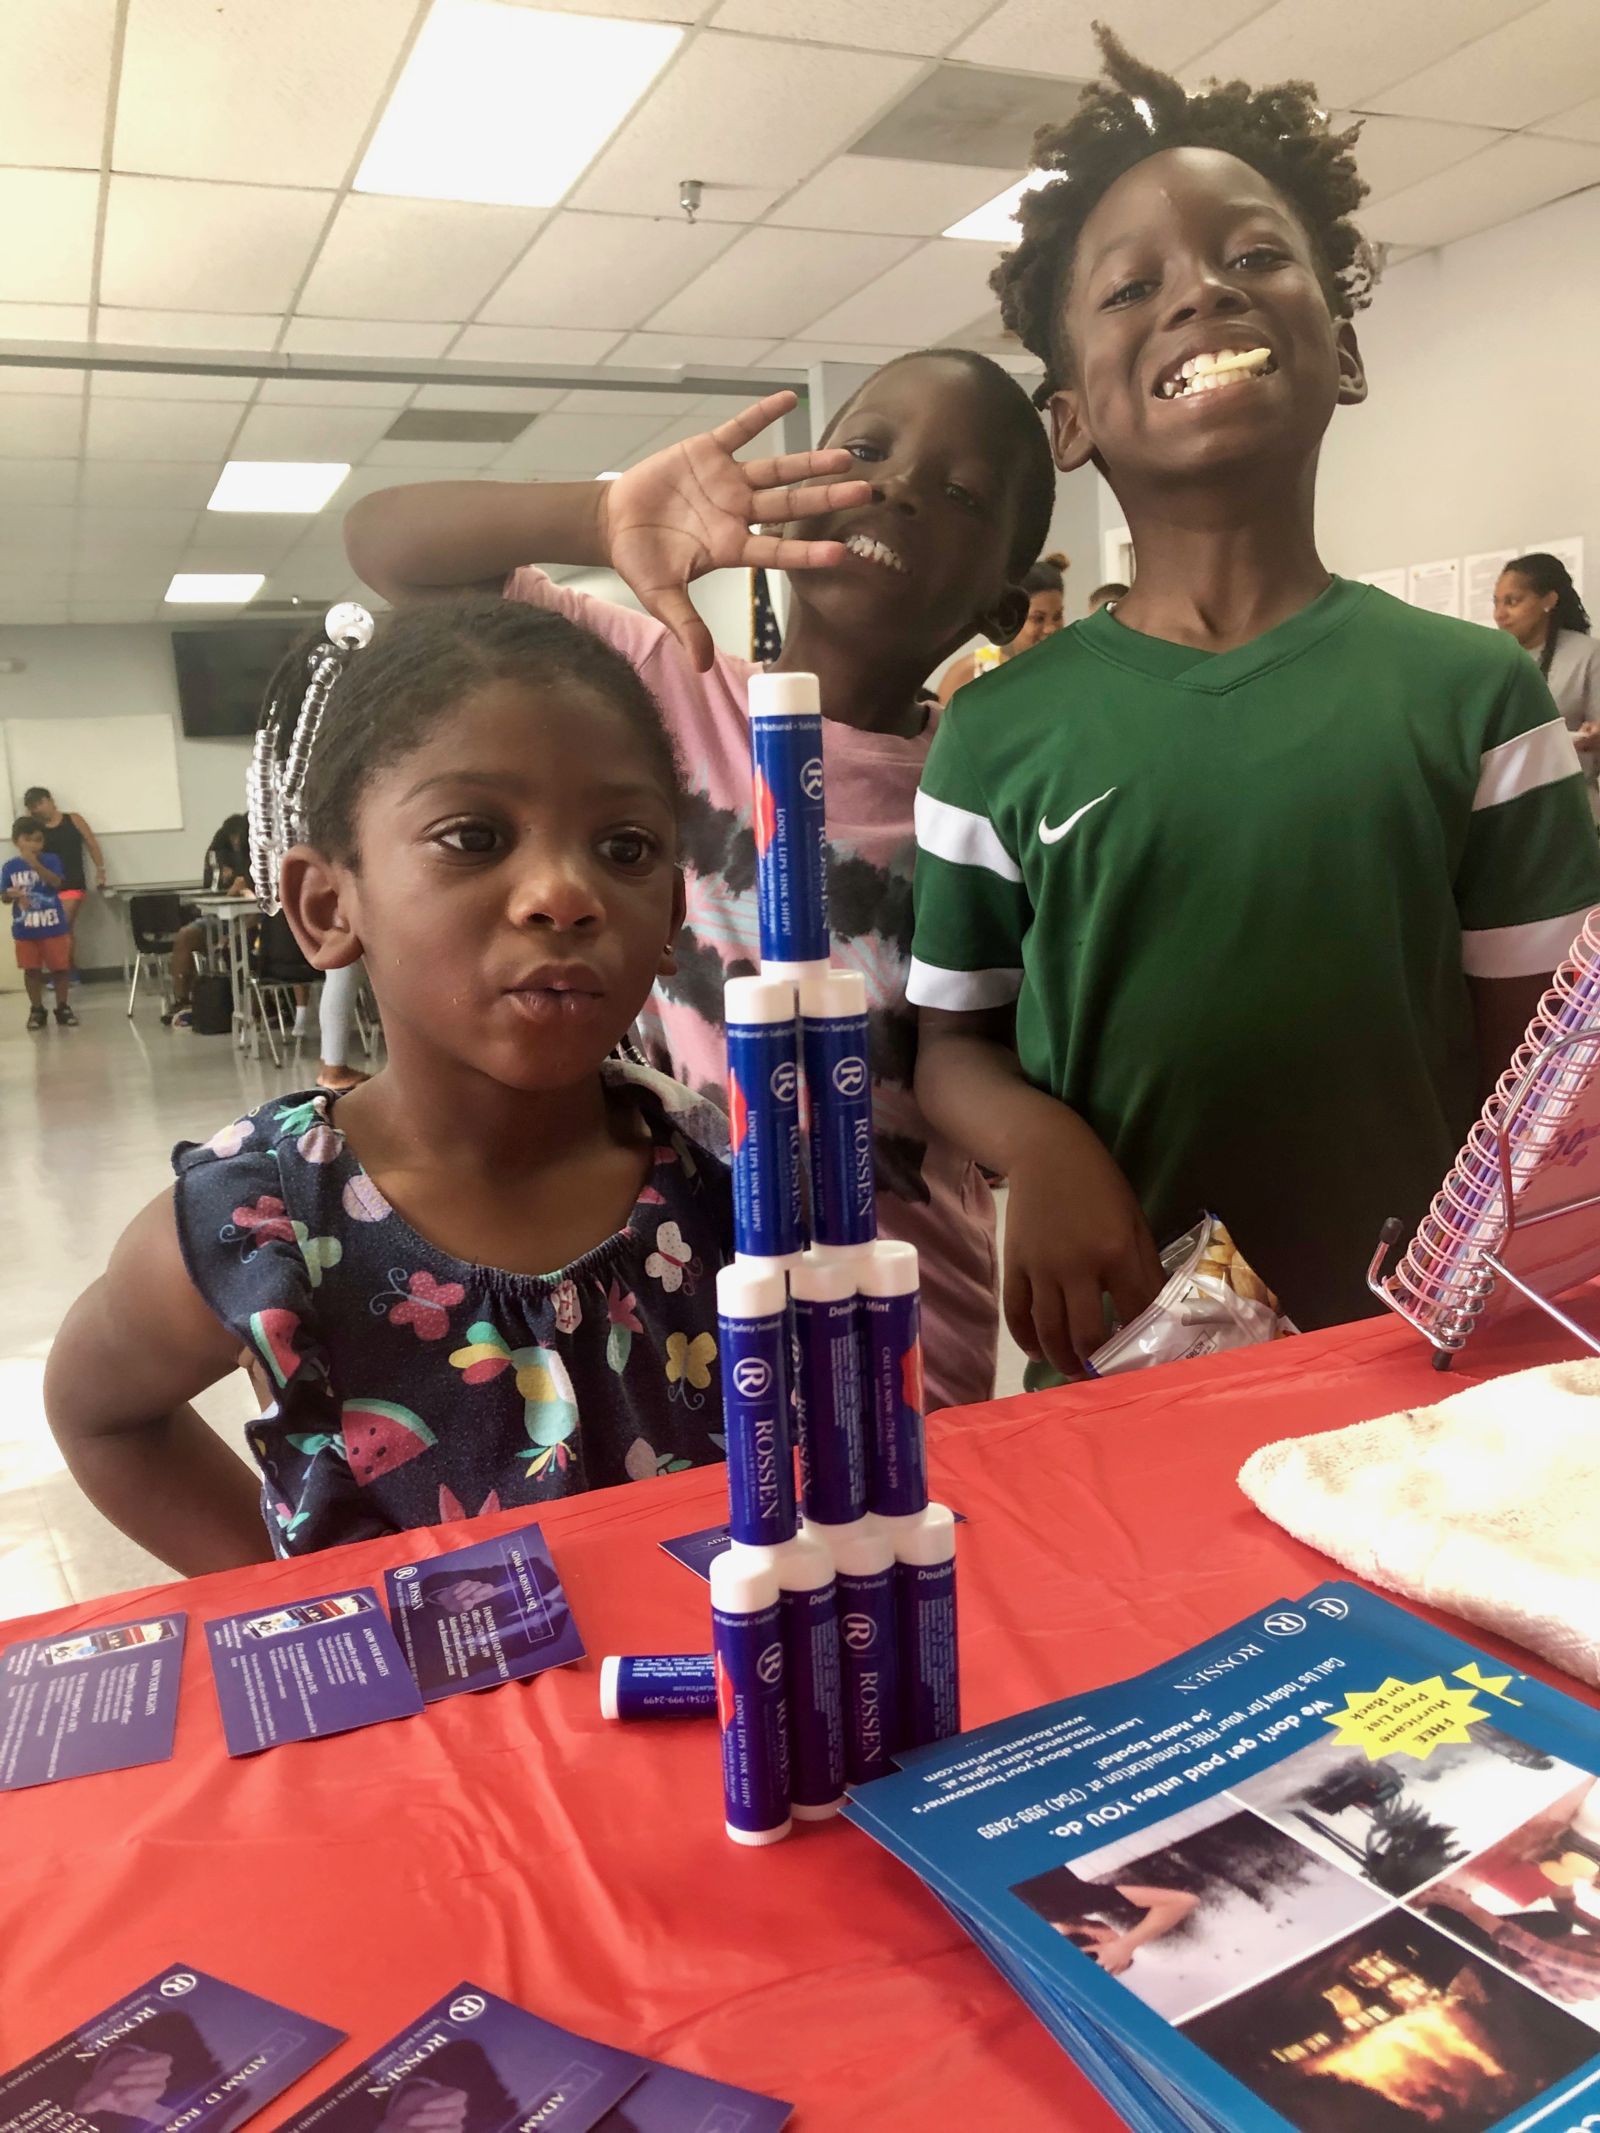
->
[750, 567, 783, 664]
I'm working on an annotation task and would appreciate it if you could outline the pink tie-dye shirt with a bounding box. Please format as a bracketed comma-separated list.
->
[505, 566, 998, 1412]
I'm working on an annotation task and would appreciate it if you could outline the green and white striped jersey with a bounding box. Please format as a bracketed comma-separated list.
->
[910, 579, 1600, 1327]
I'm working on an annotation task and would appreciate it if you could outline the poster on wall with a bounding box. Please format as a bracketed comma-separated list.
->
[1526, 535, 1584, 598]
[1464, 549, 1515, 627]
[1407, 557, 1462, 619]
[1357, 568, 1408, 600]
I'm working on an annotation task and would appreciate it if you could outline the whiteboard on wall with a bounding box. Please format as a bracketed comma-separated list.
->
[2, 714, 182, 832]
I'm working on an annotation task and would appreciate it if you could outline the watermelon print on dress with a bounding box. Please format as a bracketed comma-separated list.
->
[171, 1066, 733, 1556]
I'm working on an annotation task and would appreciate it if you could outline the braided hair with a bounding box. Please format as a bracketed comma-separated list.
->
[1502, 553, 1592, 678]
[992, 23, 1372, 404]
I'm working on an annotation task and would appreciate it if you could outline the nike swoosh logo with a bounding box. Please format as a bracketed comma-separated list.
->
[1039, 788, 1116, 845]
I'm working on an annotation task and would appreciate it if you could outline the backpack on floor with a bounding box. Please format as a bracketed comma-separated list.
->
[191, 973, 233, 1036]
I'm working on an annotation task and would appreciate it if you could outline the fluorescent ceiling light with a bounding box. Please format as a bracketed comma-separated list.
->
[207, 462, 351, 514]
[165, 573, 265, 605]
[598, 470, 621, 480]
[356, 1, 683, 208]
[944, 171, 1054, 244]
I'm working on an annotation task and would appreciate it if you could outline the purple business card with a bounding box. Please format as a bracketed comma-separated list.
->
[385, 1525, 585, 1703]
[596, 2061, 792, 2132]
[0, 1962, 343, 2133]
[205, 1587, 422, 1756]
[278, 1985, 642, 2133]
[0, 1612, 186, 1790]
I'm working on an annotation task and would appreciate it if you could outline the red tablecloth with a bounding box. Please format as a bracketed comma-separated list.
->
[4, 1302, 1596, 2131]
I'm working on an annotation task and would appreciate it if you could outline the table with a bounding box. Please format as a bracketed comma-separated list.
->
[4, 1301, 1596, 2130]
[189, 894, 259, 1046]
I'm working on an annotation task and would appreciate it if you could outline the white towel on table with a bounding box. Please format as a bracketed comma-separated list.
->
[1238, 1360, 1600, 1688]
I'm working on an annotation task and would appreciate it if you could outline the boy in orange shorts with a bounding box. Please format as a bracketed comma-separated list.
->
[3, 815, 77, 1029]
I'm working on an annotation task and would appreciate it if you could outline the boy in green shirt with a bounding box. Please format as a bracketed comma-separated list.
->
[910, 30, 1600, 1372]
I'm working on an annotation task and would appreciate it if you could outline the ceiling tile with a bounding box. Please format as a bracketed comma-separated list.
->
[0, 461, 79, 504]
[478, 213, 739, 330]
[359, 438, 511, 470]
[488, 411, 674, 477]
[448, 325, 625, 365]
[96, 309, 283, 351]
[1537, 94, 1600, 141]
[571, 32, 921, 216]
[257, 575, 343, 609]
[84, 396, 244, 462]
[955, 0, 1263, 76]
[0, 505, 76, 555]
[1331, 113, 1504, 200]
[0, 397, 83, 457]
[114, 0, 417, 186]
[80, 459, 223, 507]
[604, 330, 781, 369]
[409, 383, 564, 413]
[76, 507, 200, 554]
[1363, 132, 1600, 247]
[280, 318, 456, 358]
[707, 0, 991, 55]
[177, 523, 302, 571]
[255, 377, 416, 408]
[88, 367, 257, 401]
[763, 338, 910, 367]
[768, 155, 1022, 238]
[647, 228, 916, 338]
[0, 0, 118, 166]
[556, 388, 705, 415]
[0, 599, 69, 624]
[1368, 0, 1600, 127]
[101, 177, 334, 312]
[0, 303, 92, 340]
[70, 601, 161, 623]
[0, 365, 85, 397]
[1183, 0, 1542, 111]
[229, 402, 393, 460]
[0, 171, 100, 305]
[798, 239, 994, 344]
[298, 197, 547, 324]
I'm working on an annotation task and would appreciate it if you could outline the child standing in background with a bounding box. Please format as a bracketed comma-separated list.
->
[3, 815, 77, 1029]
[21, 786, 106, 973]
[937, 551, 1069, 703]
[345, 354, 1058, 1412]
[46, 600, 732, 1571]
[910, 31, 1600, 1373]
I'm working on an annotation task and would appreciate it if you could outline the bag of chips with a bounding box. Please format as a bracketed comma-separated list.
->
[1087, 1214, 1295, 1377]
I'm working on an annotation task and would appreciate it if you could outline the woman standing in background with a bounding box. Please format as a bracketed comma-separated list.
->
[1495, 555, 1600, 818]
[937, 551, 1068, 704]
[21, 786, 106, 969]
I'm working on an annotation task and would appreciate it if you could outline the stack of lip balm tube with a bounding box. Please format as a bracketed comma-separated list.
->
[598, 672, 960, 1845]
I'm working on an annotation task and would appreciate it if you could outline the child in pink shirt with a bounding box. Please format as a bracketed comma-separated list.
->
[345, 355, 1056, 1410]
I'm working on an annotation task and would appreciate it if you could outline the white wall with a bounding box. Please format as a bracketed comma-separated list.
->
[0, 623, 250, 970]
[1316, 184, 1600, 590]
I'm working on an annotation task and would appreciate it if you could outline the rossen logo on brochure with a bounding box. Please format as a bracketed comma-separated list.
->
[847, 1583, 1600, 2133]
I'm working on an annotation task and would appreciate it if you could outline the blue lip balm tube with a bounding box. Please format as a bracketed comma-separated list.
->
[791, 1249, 866, 1527]
[803, 1514, 900, 1783]
[725, 974, 803, 1267]
[799, 968, 876, 1250]
[753, 1531, 845, 1821]
[711, 1547, 790, 1846]
[748, 671, 829, 975]
[599, 1654, 716, 1720]
[892, 1503, 960, 1750]
[858, 1240, 928, 1524]
[719, 1262, 796, 1548]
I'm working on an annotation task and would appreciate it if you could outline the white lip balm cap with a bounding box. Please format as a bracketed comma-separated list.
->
[724, 973, 797, 1026]
[599, 1655, 621, 1720]
[710, 1540, 781, 1614]
[749, 671, 820, 719]
[858, 1238, 919, 1298]
[790, 1249, 857, 1305]
[716, 1260, 788, 1321]
[890, 1501, 957, 1568]
[802, 1514, 893, 1578]
[736, 1530, 832, 1593]
[797, 967, 866, 1020]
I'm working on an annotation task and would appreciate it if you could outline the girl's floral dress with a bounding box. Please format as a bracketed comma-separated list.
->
[172, 1063, 732, 1555]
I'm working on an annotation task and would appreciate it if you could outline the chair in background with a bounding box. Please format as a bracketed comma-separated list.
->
[126, 893, 185, 1017]
[246, 911, 319, 1066]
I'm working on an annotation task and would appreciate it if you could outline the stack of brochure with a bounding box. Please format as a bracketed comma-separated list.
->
[847, 1585, 1600, 2133]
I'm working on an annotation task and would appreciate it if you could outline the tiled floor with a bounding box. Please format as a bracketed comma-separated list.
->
[0, 986, 1029, 1626]
[0, 983, 317, 1621]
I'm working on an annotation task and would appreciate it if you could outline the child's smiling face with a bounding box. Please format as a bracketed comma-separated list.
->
[1047, 146, 1366, 492]
[313, 677, 683, 1095]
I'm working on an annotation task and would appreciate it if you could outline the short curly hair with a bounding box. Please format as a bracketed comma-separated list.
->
[993, 24, 1372, 402]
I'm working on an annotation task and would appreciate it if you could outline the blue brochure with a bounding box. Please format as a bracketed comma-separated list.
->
[847, 1584, 1600, 2133]
[385, 1525, 585, 1703]
[0, 1612, 186, 1789]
